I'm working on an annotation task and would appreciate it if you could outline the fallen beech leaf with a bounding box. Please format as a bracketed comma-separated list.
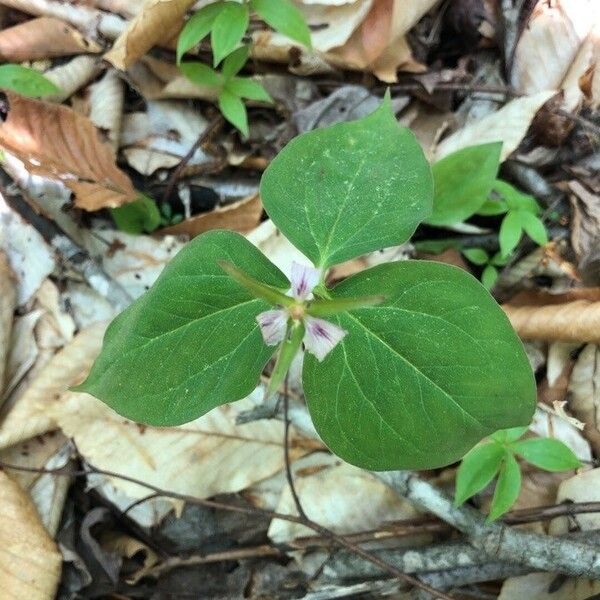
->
[503, 300, 600, 343]
[435, 92, 554, 161]
[0, 16, 101, 62]
[160, 193, 263, 238]
[105, 0, 196, 70]
[0, 253, 16, 397]
[0, 92, 138, 210]
[0, 470, 62, 599]
[43, 55, 102, 103]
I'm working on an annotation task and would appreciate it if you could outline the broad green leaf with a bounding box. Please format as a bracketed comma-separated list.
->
[512, 438, 581, 471]
[462, 248, 488, 266]
[260, 98, 433, 269]
[222, 45, 250, 79]
[76, 230, 289, 426]
[211, 1, 249, 66]
[180, 62, 222, 87]
[518, 211, 548, 246]
[177, 2, 224, 63]
[481, 264, 498, 289]
[499, 211, 523, 257]
[110, 195, 161, 234]
[488, 452, 521, 521]
[427, 143, 502, 227]
[218, 88, 248, 136]
[251, 0, 311, 47]
[478, 197, 508, 216]
[0, 64, 60, 97]
[492, 426, 528, 444]
[226, 77, 272, 101]
[493, 180, 540, 213]
[455, 442, 504, 505]
[302, 260, 536, 470]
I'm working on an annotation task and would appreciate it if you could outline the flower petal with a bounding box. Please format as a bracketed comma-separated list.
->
[256, 310, 288, 346]
[290, 261, 320, 300]
[303, 316, 347, 361]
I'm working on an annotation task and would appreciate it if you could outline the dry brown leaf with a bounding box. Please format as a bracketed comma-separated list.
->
[160, 194, 263, 238]
[105, 0, 196, 70]
[0, 92, 137, 210]
[0, 252, 16, 397]
[503, 300, 600, 343]
[0, 470, 62, 599]
[0, 321, 108, 450]
[0, 16, 101, 61]
[435, 91, 554, 161]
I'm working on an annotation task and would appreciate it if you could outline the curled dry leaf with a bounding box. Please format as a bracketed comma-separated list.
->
[88, 69, 125, 152]
[0, 92, 137, 210]
[160, 193, 263, 238]
[0, 252, 16, 397]
[0, 16, 101, 61]
[435, 91, 554, 161]
[43, 55, 102, 103]
[569, 180, 600, 285]
[503, 300, 600, 343]
[104, 0, 196, 70]
[0, 470, 62, 600]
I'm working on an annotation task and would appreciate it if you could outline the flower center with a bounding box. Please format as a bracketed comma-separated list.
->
[289, 303, 306, 320]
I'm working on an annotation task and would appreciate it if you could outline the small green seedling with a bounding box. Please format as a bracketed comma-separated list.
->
[478, 180, 548, 257]
[455, 426, 581, 521]
[177, 0, 310, 135]
[0, 64, 60, 98]
[111, 194, 162, 234]
[462, 248, 508, 289]
[78, 98, 536, 471]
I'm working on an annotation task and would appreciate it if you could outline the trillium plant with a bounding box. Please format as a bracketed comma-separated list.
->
[78, 97, 536, 471]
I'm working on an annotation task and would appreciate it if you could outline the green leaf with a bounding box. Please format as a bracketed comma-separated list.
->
[251, 0, 311, 47]
[307, 295, 385, 317]
[481, 264, 498, 289]
[260, 98, 433, 269]
[491, 252, 509, 267]
[493, 180, 540, 213]
[0, 64, 60, 97]
[110, 195, 162, 234]
[499, 211, 523, 257]
[455, 442, 504, 505]
[222, 45, 250, 79]
[488, 452, 521, 521]
[492, 426, 529, 444]
[76, 230, 289, 426]
[225, 76, 272, 101]
[179, 62, 222, 87]
[427, 143, 502, 227]
[302, 260, 536, 470]
[218, 88, 248, 136]
[478, 197, 508, 216]
[211, 1, 249, 66]
[462, 248, 489, 266]
[264, 320, 304, 401]
[177, 2, 224, 63]
[512, 438, 581, 471]
[518, 211, 548, 246]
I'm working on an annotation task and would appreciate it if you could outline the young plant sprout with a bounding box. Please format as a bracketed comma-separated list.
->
[78, 97, 536, 471]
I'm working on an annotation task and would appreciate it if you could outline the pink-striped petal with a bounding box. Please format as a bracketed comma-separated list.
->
[290, 261, 320, 301]
[256, 310, 288, 346]
[303, 316, 347, 361]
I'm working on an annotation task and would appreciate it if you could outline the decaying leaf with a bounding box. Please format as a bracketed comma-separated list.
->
[105, 0, 196, 70]
[0, 470, 62, 600]
[0, 252, 16, 397]
[503, 300, 600, 343]
[435, 91, 554, 161]
[0, 92, 138, 210]
[43, 55, 102, 103]
[88, 69, 125, 152]
[0, 16, 101, 61]
[160, 193, 263, 238]
[569, 180, 600, 285]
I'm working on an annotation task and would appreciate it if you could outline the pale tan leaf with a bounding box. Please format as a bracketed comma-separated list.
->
[435, 92, 554, 161]
[160, 193, 263, 238]
[0, 92, 138, 210]
[0, 16, 101, 61]
[0, 252, 16, 397]
[0, 470, 62, 600]
[88, 69, 125, 152]
[105, 0, 196, 70]
[43, 55, 102, 103]
[499, 572, 600, 600]
[0, 322, 108, 450]
[503, 300, 600, 343]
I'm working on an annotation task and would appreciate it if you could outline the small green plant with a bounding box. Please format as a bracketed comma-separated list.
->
[110, 195, 162, 234]
[78, 98, 536, 471]
[0, 64, 60, 97]
[177, 0, 311, 136]
[462, 248, 508, 289]
[455, 426, 581, 521]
